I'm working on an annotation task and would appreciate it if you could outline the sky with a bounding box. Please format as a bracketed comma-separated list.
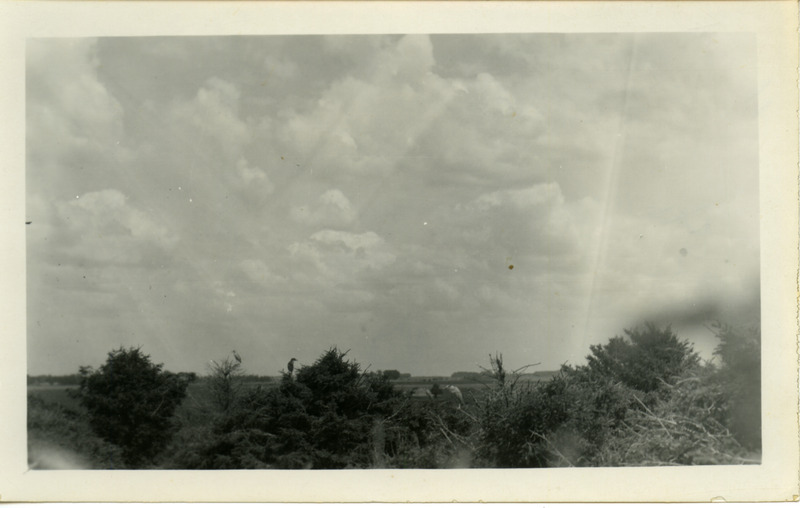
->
[26, 33, 760, 377]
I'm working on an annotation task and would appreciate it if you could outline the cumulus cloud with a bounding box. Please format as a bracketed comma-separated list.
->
[25, 34, 760, 377]
[169, 77, 250, 157]
[53, 189, 177, 265]
[240, 258, 285, 286]
[288, 229, 396, 284]
[27, 39, 125, 153]
[291, 189, 356, 228]
[26, 38, 131, 206]
[433, 182, 583, 265]
[234, 158, 274, 210]
[263, 54, 298, 80]
[274, 34, 547, 185]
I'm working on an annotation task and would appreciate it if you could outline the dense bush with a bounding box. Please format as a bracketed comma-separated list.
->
[380, 398, 476, 468]
[585, 323, 700, 393]
[593, 363, 753, 466]
[711, 324, 761, 449]
[185, 347, 406, 469]
[473, 325, 752, 468]
[475, 357, 634, 467]
[75, 346, 189, 467]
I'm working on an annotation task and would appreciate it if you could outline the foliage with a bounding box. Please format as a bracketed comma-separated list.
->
[186, 347, 406, 469]
[585, 323, 700, 392]
[594, 363, 754, 466]
[378, 394, 477, 468]
[207, 356, 245, 412]
[382, 369, 401, 380]
[473, 326, 753, 468]
[28, 393, 123, 469]
[711, 323, 761, 449]
[475, 354, 633, 467]
[75, 346, 189, 467]
[32, 322, 759, 469]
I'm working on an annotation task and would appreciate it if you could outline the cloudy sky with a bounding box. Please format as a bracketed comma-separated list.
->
[26, 33, 759, 377]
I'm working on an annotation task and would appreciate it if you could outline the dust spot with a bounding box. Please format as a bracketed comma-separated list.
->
[679, 248, 688, 257]
[508, 265, 514, 270]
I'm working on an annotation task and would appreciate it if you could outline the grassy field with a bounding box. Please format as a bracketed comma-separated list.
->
[27, 372, 558, 415]
[27, 385, 81, 411]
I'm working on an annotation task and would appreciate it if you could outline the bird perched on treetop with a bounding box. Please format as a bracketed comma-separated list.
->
[287, 357, 298, 374]
[232, 350, 242, 364]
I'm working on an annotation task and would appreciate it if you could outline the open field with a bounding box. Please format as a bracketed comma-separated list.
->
[27, 372, 558, 416]
[27, 385, 81, 411]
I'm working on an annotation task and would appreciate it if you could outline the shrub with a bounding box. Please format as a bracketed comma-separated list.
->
[207, 356, 245, 412]
[195, 347, 405, 469]
[711, 323, 761, 449]
[380, 397, 477, 468]
[475, 360, 634, 467]
[475, 325, 705, 468]
[585, 323, 700, 392]
[473, 325, 755, 468]
[594, 363, 754, 466]
[75, 346, 189, 467]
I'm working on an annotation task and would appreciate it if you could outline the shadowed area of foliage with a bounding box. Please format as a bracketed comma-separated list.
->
[74, 346, 189, 467]
[31, 323, 760, 469]
[177, 347, 404, 469]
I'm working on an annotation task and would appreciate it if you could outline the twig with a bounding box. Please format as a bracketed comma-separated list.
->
[438, 427, 454, 447]
[149, 397, 165, 418]
[457, 406, 479, 422]
[632, 394, 674, 439]
[384, 398, 411, 422]
[431, 412, 470, 446]
[355, 364, 372, 387]
[512, 362, 541, 374]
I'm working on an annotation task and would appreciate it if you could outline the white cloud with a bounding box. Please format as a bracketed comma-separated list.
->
[433, 182, 583, 265]
[263, 54, 298, 80]
[169, 77, 250, 157]
[382, 34, 436, 80]
[474, 183, 563, 211]
[25, 34, 760, 377]
[27, 39, 124, 150]
[26, 38, 130, 202]
[274, 34, 543, 182]
[288, 229, 396, 284]
[54, 189, 177, 265]
[234, 157, 275, 210]
[240, 259, 286, 286]
[291, 188, 356, 228]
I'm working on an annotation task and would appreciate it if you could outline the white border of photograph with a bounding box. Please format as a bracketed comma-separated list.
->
[0, 1, 797, 502]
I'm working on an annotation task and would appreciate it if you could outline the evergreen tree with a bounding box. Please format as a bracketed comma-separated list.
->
[76, 346, 188, 467]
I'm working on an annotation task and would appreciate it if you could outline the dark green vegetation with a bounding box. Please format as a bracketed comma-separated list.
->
[28, 324, 761, 469]
[75, 347, 190, 466]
